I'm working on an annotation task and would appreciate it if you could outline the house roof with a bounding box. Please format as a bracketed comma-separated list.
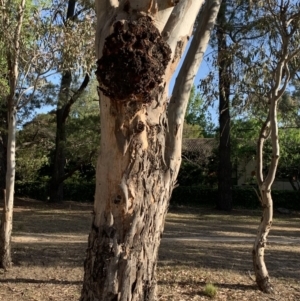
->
[182, 138, 217, 154]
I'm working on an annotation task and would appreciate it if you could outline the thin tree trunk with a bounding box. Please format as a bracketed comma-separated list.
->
[0, 0, 25, 269]
[0, 107, 8, 192]
[50, 70, 71, 203]
[81, 1, 220, 300]
[252, 109, 277, 293]
[216, 0, 232, 211]
[0, 106, 16, 269]
[253, 25, 289, 291]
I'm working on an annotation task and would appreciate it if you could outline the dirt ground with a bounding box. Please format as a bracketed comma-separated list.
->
[0, 198, 299, 301]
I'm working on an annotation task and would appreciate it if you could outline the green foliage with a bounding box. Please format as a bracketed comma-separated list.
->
[204, 284, 217, 298]
[184, 86, 214, 137]
[16, 113, 56, 182]
[182, 122, 203, 138]
[16, 80, 100, 184]
[230, 118, 300, 188]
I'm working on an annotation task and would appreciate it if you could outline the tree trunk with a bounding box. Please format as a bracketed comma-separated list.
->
[0, 108, 8, 192]
[80, 95, 172, 300]
[49, 0, 76, 202]
[252, 190, 273, 293]
[50, 72, 90, 202]
[253, 31, 287, 290]
[0, 106, 16, 269]
[0, 0, 25, 269]
[50, 106, 67, 202]
[216, 0, 232, 211]
[81, 1, 220, 300]
[252, 113, 275, 293]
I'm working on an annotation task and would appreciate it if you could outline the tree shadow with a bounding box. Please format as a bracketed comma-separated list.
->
[0, 277, 82, 285]
[159, 240, 300, 281]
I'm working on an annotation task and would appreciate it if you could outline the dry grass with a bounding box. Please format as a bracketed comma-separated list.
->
[0, 198, 299, 300]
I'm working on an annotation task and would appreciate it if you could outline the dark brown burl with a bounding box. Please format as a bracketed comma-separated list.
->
[96, 17, 171, 103]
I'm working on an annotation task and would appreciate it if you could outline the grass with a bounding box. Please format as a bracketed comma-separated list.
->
[204, 283, 217, 298]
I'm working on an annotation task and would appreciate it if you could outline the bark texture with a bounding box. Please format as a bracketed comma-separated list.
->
[81, 95, 172, 301]
[81, 1, 220, 300]
[216, 0, 232, 211]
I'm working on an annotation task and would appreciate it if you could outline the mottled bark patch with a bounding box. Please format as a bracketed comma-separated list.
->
[96, 17, 171, 104]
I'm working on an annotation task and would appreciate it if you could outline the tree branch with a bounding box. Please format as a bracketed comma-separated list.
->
[166, 0, 221, 174]
[62, 73, 90, 122]
[163, 0, 204, 59]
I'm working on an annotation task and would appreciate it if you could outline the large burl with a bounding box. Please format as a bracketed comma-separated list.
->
[96, 16, 171, 104]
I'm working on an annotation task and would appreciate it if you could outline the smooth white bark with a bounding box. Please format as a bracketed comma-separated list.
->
[253, 0, 300, 292]
[0, 0, 25, 269]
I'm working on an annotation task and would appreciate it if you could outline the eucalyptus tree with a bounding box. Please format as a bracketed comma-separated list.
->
[0, 0, 93, 269]
[227, 0, 300, 293]
[0, 0, 58, 269]
[197, 0, 300, 292]
[80, 1, 221, 300]
[0, 45, 8, 192]
[200, 0, 260, 210]
[50, 0, 95, 203]
[16, 82, 100, 186]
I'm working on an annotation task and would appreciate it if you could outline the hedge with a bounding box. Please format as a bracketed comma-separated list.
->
[15, 181, 300, 210]
[15, 181, 95, 202]
[171, 186, 300, 210]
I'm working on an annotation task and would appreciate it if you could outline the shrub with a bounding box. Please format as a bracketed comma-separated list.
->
[203, 283, 217, 298]
[170, 186, 300, 210]
[15, 181, 300, 210]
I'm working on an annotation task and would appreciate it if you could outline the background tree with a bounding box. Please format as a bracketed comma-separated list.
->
[0, 0, 58, 269]
[199, 0, 260, 210]
[231, 0, 300, 293]
[184, 85, 214, 138]
[80, 1, 221, 300]
[0, 0, 94, 268]
[16, 78, 100, 191]
[216, 0, 232, 210]
[49, 0, 95, 202]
